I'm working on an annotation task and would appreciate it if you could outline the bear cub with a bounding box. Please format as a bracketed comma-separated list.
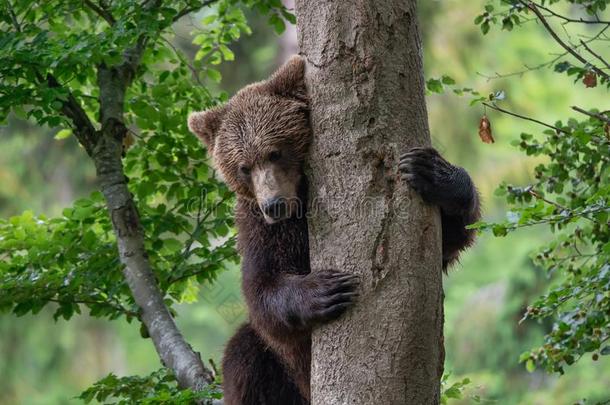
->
[188, 56, 480, 405]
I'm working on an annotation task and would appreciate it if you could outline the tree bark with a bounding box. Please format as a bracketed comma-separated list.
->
[295, 1, 444, 404]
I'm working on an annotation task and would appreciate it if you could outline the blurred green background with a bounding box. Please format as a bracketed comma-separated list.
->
[0, 1, 608, 404]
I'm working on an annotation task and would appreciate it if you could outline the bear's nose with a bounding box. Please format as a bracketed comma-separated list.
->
[261, 197, 287, 220]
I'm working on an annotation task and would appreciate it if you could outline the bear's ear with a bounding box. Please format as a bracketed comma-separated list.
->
[187, 105, 227, 153]
[264, 55, 307, 101]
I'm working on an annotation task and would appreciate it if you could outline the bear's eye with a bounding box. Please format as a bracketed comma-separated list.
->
[268, 150, 282, 162]
[239, 165, 251, 176]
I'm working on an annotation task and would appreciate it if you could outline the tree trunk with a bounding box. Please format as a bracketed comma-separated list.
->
[295, 1, 444, 404]
[92, 61, 215, 392]
[92, 131, 214, 392]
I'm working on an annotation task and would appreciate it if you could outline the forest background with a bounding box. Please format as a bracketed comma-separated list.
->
[0, 1, 608, 404]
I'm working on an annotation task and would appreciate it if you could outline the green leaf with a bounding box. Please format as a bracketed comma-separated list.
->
[54, 128, 73, 140]
[202, 14, 216, 25]
[554, 61, 570, 73]
[206, 68, 222, 83]
[481, 22, 490, 35]
[492, 225, 507, 237]
[269, 14, 286, 34]
[219, 45, 235, 61]
[441, 75, 455, 85]
[426, 78, 443, 93]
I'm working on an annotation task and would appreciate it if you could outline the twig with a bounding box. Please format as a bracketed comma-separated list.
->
[528, 189, 568, 211]
[4, 0, 22, 32]
[571, 106, 610, 125]
[527, 189, 598, 224]
[482, 102, 569, 134]
[173, 0, 219, 22]
[83, 0, 116, 25]
[43, 73, 98, 155]
[169, 195, 233, 280]
[522, 1, 610, 81]
[502, 206, 609, 231]
[477, 53, 564, 81]
[579, 39, 610, 70]
[160, 36, 205, 86]
[478, 25, 610, 81]
[530, 1, 610, 25]
[167, 249, 236, 285]
[48, 297, 138, 317]
[5, 3, 104, 155]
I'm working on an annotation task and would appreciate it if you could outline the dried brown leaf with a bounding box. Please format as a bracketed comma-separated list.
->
[583, 71, 597, 88]
[478, 115, 495, 144]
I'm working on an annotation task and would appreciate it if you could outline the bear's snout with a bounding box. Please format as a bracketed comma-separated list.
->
[261, 197, 288, 221]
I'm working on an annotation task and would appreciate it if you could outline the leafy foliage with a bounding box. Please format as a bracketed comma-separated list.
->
[0, 0, 256, 325]
[481, 115, 610, 375]
[78, 368, 222, 404]
[441, 374, 489, 404]
[473, 0, 610, 89]
[0, 0, 294, 400]
[469, 0, 610, 376]
[427, 0, 610, 389]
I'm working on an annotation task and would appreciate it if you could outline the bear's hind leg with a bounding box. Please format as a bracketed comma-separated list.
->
[222, 323, 307, 405]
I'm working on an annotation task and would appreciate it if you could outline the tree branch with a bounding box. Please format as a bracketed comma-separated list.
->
[483, 102, 570, 134]
[167, 257, 231, 286]
[91, 116, 215, 392]
[48, 297, 138, 318]
[4, 0, 22, 32]
[83, 0, 116, 25]
[530, 1, 610, 25]
[477, 53, 564, 81]
[173, 0, 220, 22]
[522, 1, 610, 82]
[528, 189, 568, 211]
[44, 74, 98, 155]
[579, 39, 610, 71]
[571, 106, 610, 125]
[91, 0, 215, 392]
[161, 36, 205, 86]
[6, 2, 98, 154]
[479, 25, 610, 81]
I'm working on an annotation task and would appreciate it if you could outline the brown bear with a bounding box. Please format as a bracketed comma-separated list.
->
[188, 55, 480, 405]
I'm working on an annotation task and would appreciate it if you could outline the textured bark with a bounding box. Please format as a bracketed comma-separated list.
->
[296, 1, 444, 404]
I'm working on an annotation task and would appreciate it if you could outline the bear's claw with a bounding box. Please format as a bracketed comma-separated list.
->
[399, 146, 473, 214]
[305, 270, 359, 325]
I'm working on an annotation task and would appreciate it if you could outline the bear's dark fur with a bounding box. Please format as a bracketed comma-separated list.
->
[188, 55, 480, 405]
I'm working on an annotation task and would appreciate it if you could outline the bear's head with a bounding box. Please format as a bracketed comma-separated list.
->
[188, 55, 310, 224]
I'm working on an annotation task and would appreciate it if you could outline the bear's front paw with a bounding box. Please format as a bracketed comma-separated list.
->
[399, 147, 451, 203]
[399, 147, 473, 213]
[304, 270, 359, 326]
